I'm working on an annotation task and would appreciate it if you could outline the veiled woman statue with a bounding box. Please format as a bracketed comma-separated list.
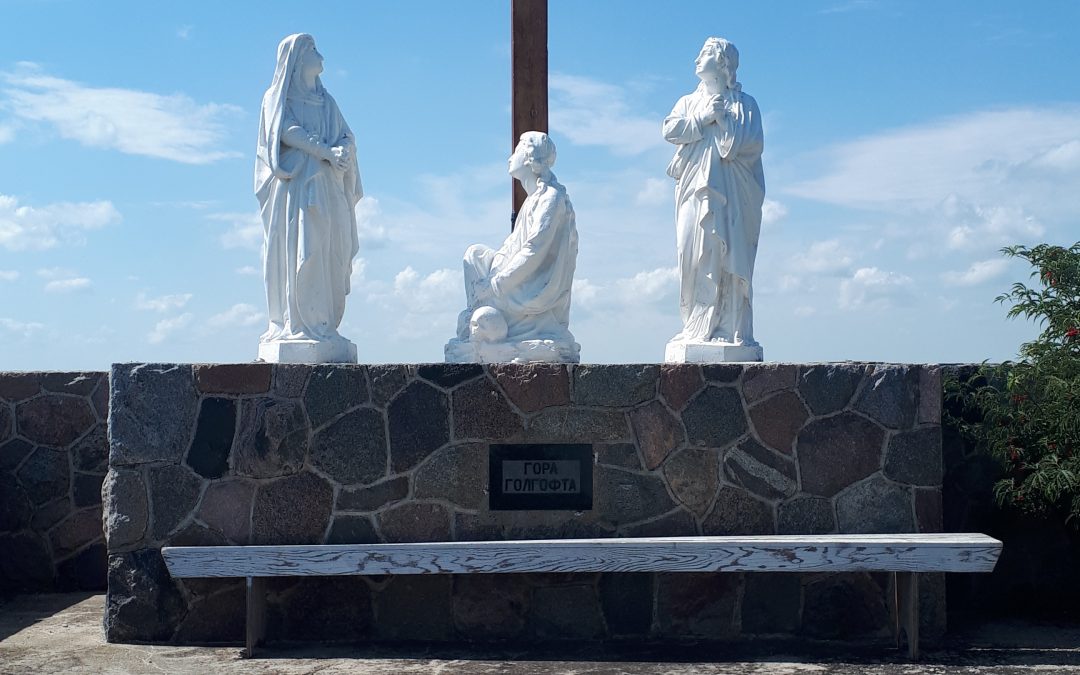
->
[663, 37, 765, 363]
[445, 132, 580, 363]
[255, 33, 362, 363]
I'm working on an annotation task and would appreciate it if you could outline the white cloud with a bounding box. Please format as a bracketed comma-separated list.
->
[938, 196, 1044, 252]
[390, 266, 459, 313]
[942, 257, 1011, 287]
[1, 62, 242, 164]
[786, 106, 1080, 212]
[635, 177, 669, 206]
[0, 194, 120, 251]
[147, 313, 193, 344]
[793, 305, 817, 317]
[236, 265, 259, 276]
[761, 199, 788, 227]
[574, 267, 679, 313]
[356, 196, 389, 247]
[206, 303, 263, 329]
[550, 73, 665, 156]
[791, 239, 854, 275]
[44, 277, 91, 293]
[214, 212, 263, 251]
[0, 270, 19, 281]
[176, 25, 193, 40]
[0, 124, 13, 144]
[36, 267, 75, 279]
[0, 317, 44, 338]
[135, 291, 192, 312]
[839, 267, 913, 310]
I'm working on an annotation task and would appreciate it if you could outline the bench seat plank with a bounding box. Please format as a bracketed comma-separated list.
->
[162, 534, 1001, 578]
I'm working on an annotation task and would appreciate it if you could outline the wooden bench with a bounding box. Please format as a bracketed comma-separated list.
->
[162, 533, 1002, 660]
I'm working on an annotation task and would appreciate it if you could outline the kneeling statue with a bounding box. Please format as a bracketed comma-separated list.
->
[445, 131, 580, 364]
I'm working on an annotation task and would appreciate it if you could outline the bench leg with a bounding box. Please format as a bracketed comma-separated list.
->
[244, 576, 267, 658]
[893, 572, 920, 660]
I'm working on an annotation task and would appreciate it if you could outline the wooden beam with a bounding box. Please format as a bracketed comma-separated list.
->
[511, 0, 548, 227]
[163, 534, 1002, 578]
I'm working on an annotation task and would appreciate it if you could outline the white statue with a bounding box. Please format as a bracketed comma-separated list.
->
[663, 37, 765, 363]
[254, 33, 362, 364]
[445, 132, 580, 364]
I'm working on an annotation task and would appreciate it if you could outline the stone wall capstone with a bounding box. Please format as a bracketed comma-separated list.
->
[103, 362, 943, 644]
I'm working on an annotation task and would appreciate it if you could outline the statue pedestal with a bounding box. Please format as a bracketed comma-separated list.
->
[665, 340, 763, 363]
[258, 338, 357, 364]
[444, 337, 580, 364]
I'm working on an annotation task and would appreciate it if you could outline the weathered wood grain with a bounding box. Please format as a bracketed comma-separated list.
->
[162, 534, 1002, 579]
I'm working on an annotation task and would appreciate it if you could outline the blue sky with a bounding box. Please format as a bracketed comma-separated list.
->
[2, 0, 1078, 369]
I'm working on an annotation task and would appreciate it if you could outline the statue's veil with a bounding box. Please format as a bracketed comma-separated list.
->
[255, 33, 319, 193]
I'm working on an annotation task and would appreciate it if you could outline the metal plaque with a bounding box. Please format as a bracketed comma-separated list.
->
[489, 443, 593, 511]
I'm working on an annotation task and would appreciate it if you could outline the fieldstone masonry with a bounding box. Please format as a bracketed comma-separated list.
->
[1, 371, 109, 593]
[102, 362, 944, 645]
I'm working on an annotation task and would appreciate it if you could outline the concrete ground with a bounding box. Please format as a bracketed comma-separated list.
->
[1, 594, 1079, 674]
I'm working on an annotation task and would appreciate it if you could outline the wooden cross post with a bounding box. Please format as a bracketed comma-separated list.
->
[511, 0, 548, 229]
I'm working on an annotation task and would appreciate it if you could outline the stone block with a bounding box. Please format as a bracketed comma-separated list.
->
[414, 443, 486, 509]
[655, 573, 739, 638]
[186, 397, 235, 479]
[595, 465, 678, 527]
[491, 364, 570, 413]
[452, 574, 530, 639]
[524, 408, 630, 443]
[30, 497, 70, 531]
[374, 575, 451, 640]
[702, 364, 744, 382]
[197, 479, 254, 544]
[193, 363, 271, 394]
[0, 532, 54, 590]
[104, 549, 187, 642]
[702, 487, 774, 535]
[272, 364, 310, 398]
[658, 364, 704, 411]
[749, 390, 808, 455]
[619, 508, 697, 537]
[48, 507, 102, 559]
[110, 364, 198, 466]
[915, 488, 944, 533]
[148, 464, 203, 540]
[573, 364, 658, 407]
[167, 523, 230, 547]
[919, 365, 943, 425]
[418, 363, 483, 389]
[529, 584, 605, 639]
[102, 469, 147, 550]
[338, 476, 409, 512]
[91, 378, 109, 418]
[854, 365, 918, 429]
[377, 502, 452, 543]
[16, 395, 95, 447]
[368, 364, 412, 407]
[742, 572, 801, 633]
[600, 573, 653, 636]
[73, 471, 104, 507]
[0, 473, 31, 531]
[798, 364, 865, 415]
[724, 439, 798, 501]
[251, 471, 333, 545]
[0, 402, 10, 442]
[41, 372, 101, 396]
[663, 446, 719, 517]
[883, 426, 943, 486]
[73, 426, 108, 473]
[596, 443, 642, 470]
[452, 377, 523, 440]
[0, 437, 33, 472]
[797, 412, 885, 497]
[57, 541, 107, 591]
[173, 584, 246, 643]
[327, 514, 379, 544]
[801, 574, 888, 638]
[630, 400, 684, 469]
[270, 577, 373, 642]
[311, 407, 387, 485]
[234, 398, 308, 479]
[388, 380, 450, 472]
[0, 373, 41, 401]
[742, 364, 797, 404]
[682, 385, 748, 448]
[16, 446, 69, 505]
[835, 475, 914, 534]
[304, 365, 369, 429]
[777, 497, 835, 535]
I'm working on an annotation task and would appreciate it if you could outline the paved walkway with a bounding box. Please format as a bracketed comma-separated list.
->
[2, 594, 1079, 674]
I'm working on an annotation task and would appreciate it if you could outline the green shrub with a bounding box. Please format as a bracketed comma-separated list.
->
[946, 243, 1080, 525]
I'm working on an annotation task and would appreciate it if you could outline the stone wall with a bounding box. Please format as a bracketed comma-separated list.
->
[104, 361, 943, 645]
[1, 372, 109, 594]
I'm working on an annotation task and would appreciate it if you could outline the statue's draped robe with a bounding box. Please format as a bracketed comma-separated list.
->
[463, 178, 578, 343]
[255, 35, 362, 344]
[663, 85, 764, 344]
